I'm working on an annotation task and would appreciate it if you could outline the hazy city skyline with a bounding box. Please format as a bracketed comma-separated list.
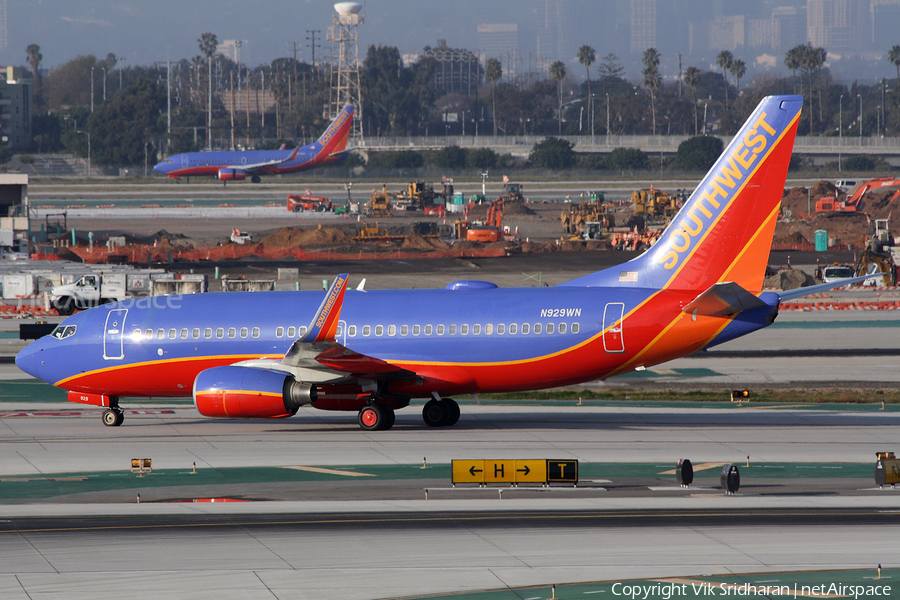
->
[3, 0, 899, 84]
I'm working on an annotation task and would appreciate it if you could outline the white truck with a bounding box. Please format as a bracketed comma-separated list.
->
[51, 273, 144, 316]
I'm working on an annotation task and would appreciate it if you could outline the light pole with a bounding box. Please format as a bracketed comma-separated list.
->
[90, 66, 94, 113]
[481, 171, 488, 196]
[606, 93, 610, 147]
[838, 94, 842, 172]
[858, 94, 862, 144]
[76, 130, 90, 178]
[102, 68, 107, 102]
[116, 56, 127, 90]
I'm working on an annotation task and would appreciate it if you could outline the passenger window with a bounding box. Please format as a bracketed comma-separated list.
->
[240, 327, 248, 338]
[388, 324, 396, 336]
[572, 323, 580, 333]
[228, 327, 236, 338]
[461, 324, 469, 335]
[252, 327, 260, 338]
[204, 328, 212, 339]
[547, 323, 555, 334]
[497, 324, 505, 335]
[132, 329, 142, 339]
[216, 327, 224, 339]
[288, 326, 296, 337]
[522, 323, 530, 334]
[449, 324, 457, 335]
[534, 323, 542, 334]
[509, 323, 517, 334]
[363, 325, 371, 337]
[375, 325, 384, 336]
[145, 329, 153, 340]
[436, 324, 444, 335]
[180, 328, 188, 339]
[168, 329, 176, 339]
[348, 325, 357, 337]
[276, 327, 284, 338]
[413, 324, 420, 336]
[157, 329, 164, 340]
[336, 325, 342, 337]
[473, 324, 481, 335]
[400, 324, 408, 336]
[299, 326, 307, 337]
[485, 324, 493, 335]
[559, 323, 567, 334]
[424, 324, 433, 335]
[192, 328, 200, 339]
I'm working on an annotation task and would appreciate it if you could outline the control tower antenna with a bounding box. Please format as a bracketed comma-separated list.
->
[328, 2, 364, 143]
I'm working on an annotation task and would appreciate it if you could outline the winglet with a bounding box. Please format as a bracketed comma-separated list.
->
[300, 273, 349, 343]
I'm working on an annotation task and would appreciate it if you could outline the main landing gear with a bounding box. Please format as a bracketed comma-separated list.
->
[422, 398, 460, 427]
[357, 403, 395, 431]
[102, 407, 124, 427]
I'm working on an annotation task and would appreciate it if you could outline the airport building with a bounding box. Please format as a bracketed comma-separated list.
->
[0, 67, 32, 151]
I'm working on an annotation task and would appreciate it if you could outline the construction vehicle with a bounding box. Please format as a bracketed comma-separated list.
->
[500, 179, 524, 202]
[366, 186, 394, 217]
[855, 249, 896, 287]
[51, 274, 135, 316]
[287, 193, 333, 213]
[631, 187, 680, 227]
[868, 217, 895, 252]
[230, 228, 252, 244]
[817, 177, 900, 214]
[561, 192, 614, 238]
[456, 198, 511, 243]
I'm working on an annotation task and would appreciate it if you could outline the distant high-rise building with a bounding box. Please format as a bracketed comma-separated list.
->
[772, 6, 807, 52]
[631, 0, 657, 53]
[709, 15, 745, 51]
[872, 0, 900, 49]
[0, 67, 32, 151]
[478, 23, 518, 59]
[216, 40, 244, 64]
[807, 0, 871, 54]
[0, 1, 7, 52]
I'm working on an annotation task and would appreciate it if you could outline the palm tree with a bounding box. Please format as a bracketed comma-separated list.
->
[549, 60, 566, 134]
[642, 65, 661, 136]
[577, 45, 596, 132]
[485, 58, 502, 137]
[811, 45, 827, 126]
[800, 43, 818, 133]
[26, 43, 42, 97]
[198, 32, 218, 150]
[716, 50, 734, 109]
[683, 66, 701, 136]
[784, 45, 803, 94]
[890, 45, 900, 82]
[730, 59, 746, 96]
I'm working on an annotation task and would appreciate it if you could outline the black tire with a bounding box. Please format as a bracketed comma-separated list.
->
[422, 399, 447, 427]
[358, 404, 385, 431]
[114, 410, 125, 426]
[382, 408, 395, 430]
[251, 175, 261, 183]
[316, 204, 327, 213]
[55, 296, 75, 316]
[102, 409, 118, 427]
[444, 398, 460, 426]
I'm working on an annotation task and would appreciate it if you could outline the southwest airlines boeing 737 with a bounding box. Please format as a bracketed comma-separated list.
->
[153, 105, 354, 183]
[18, 96, 866, 430]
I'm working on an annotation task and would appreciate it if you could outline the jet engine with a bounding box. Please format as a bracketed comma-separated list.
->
[193, 366, 316, 418]
[217, 168, 247, 181]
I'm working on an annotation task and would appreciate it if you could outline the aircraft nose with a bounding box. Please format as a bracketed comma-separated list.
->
[153, 162, 166, 174]
[15, 341, 45, 379]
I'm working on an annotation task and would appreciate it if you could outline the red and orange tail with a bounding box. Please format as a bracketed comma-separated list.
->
[565, 95, 803, 293]
[301, 273, 349, 343]
[315, 105, 354, 156]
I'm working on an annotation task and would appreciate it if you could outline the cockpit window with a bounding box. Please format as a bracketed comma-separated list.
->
[51, 325, 77, 339]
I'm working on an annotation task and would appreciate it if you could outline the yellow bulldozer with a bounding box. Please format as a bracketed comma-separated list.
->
[631, 188, 681, 228]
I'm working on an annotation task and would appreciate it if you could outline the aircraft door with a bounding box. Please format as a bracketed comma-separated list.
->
[602, 302, 625, 353]
[181, 154, 188, 168]
[103, 309, 128, 360]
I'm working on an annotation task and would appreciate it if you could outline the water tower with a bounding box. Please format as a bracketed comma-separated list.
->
[328, 2, 364, 143]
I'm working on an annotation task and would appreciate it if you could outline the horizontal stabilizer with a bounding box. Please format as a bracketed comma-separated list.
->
[778, 274, 881, 302]
[683, 282, 767, 317]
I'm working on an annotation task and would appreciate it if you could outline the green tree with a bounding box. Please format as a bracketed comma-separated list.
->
[605, 147, 649, 171]
[549, 60, 566, 134]
[641, 48, 661, 136]
[784, 45, 804, 94]
[466, 147, 497, 170]
[577, 45, 596, 132]
[529, 137, 576, 170]
[198, 32, 218, 149]
[890, 45, 900, 82]
[716, 50, 734, 109]
[361, 46, 436, 136]
[672, 136, 724, 171]
[433, 145, 466, 170]
[367, 150, 424, 169]
[842, 155, 877, 171]
[730, 59, 746, 95]
[86, 77, 166, 165]
[26, 43, 42, 103]
[485, 58, 502, 136]
[683, 66, 701, 136]
[44, 55, 99, 109]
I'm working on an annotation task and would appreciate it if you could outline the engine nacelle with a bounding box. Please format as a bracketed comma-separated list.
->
[193, 366, 316, 418]
[217, 168, 247, 181]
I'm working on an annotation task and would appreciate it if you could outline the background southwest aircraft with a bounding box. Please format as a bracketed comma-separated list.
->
[153, 105, 354, 183]
[18, 96, 867, 431]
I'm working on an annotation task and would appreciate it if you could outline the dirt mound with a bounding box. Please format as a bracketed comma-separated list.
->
[772, 230, 810, 247]
[809, 180, 844, 202]
[781, 180, 846, 217]
[259, 227, 352, 247]
[467, 201, 537, 220]
[400, 234, 451, 251]
[764, 268, 815, 290]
